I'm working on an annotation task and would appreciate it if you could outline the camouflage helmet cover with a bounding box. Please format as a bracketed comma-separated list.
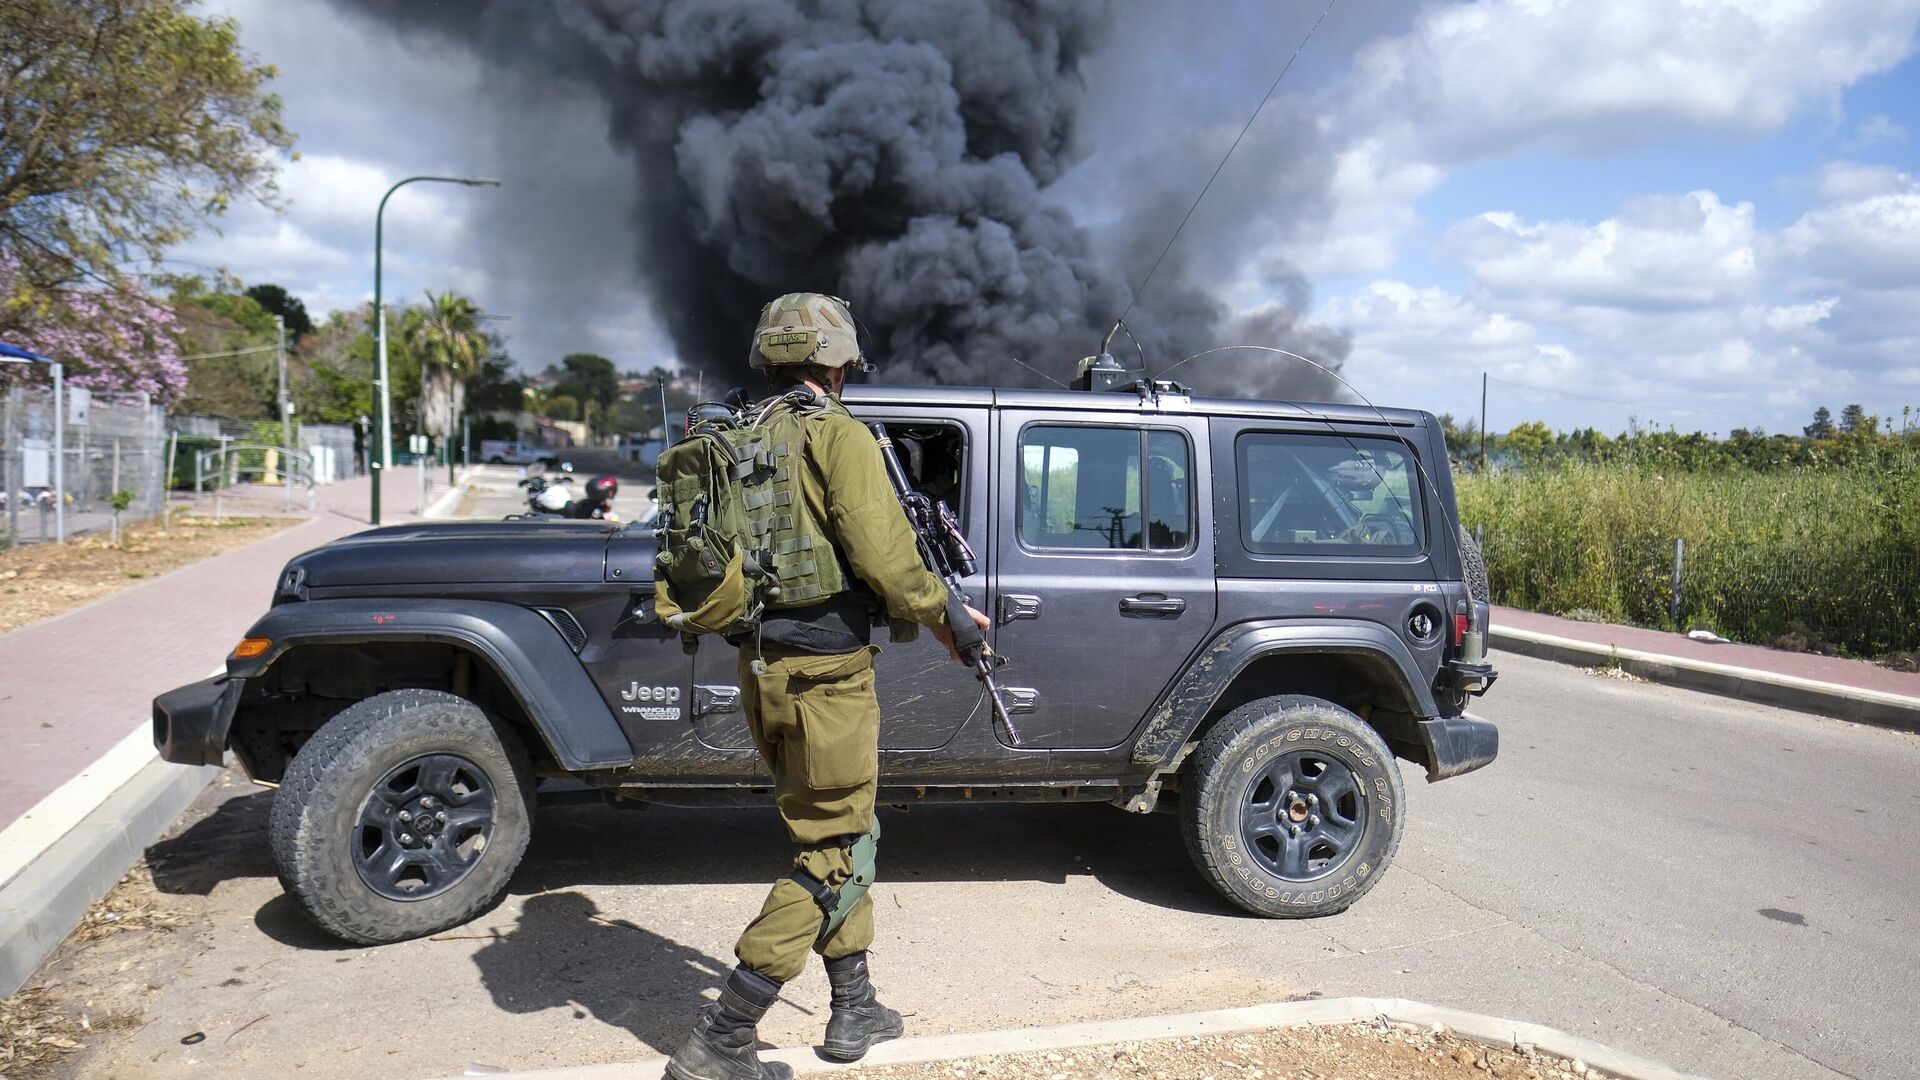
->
[749, 292, 866, 370]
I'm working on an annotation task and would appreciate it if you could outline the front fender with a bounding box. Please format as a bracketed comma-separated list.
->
[1130, 619, 1439, 770]
[231, 598, 634, 770]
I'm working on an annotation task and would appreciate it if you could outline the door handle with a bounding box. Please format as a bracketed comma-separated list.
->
[1120, 594, 1186, 615]
[998, 593, 1043, 624]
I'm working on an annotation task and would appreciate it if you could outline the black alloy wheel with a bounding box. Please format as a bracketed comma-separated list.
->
[1239, 749, 1367, 881]
[354, 753, 498, 901]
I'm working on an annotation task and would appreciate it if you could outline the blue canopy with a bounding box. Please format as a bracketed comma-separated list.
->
[0, 341, 51, 362]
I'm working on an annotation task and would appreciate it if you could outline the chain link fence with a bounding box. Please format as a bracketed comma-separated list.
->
[1475, 525, 1920, 658]
[3, 386, 168, 546]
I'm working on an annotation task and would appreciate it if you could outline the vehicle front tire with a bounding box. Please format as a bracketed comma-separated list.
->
[1181, 695, 1405, 918]
[268, 689, 535, 944]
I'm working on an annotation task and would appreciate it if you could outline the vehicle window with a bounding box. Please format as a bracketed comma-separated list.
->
[1019, 425, 1191, 551]
[874, 421, 968, 531]
[1237, 433, 1422, 555]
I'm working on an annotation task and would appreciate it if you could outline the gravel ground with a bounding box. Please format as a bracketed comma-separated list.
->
[0, 514, 293, 634]
[839, 1023, 1605, 1080]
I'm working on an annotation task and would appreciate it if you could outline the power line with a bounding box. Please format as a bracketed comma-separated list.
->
[179, 344, 277, 362]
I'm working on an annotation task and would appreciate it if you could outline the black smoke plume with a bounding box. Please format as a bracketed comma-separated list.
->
[329, 0, 1346, 398]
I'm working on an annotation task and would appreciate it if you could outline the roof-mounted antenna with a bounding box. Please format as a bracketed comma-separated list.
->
[1006, 355, 1069, 389]
[1104, 0, 1343, 370]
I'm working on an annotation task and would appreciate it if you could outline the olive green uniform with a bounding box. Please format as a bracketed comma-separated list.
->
[732, 405, 950, 982]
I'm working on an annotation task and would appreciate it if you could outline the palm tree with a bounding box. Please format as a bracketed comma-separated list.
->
[402, 291, 488, 466]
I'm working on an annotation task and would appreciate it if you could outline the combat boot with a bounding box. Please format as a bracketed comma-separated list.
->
[666, 966, 795, 1080]
[820, 951, 904, 1062]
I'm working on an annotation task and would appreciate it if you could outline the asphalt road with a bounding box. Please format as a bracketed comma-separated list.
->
[47, 653, 1920, 1079]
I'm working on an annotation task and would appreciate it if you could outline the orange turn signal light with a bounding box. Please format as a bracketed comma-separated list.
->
[233, 637, 272, 659]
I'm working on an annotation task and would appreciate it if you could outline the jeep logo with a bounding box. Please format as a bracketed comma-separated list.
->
[620, 682, 683, 704]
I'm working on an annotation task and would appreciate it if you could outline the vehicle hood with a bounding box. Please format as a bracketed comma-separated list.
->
[285, 521, 633, 589]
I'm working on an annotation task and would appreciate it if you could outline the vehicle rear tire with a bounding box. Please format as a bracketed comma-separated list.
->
[487, 456, 505, 464]
[1180, 695, 1405, 918]
[268, 689, 535, 944]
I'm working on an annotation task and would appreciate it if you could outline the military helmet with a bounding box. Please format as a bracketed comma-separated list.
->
[749, 292, 869, 371]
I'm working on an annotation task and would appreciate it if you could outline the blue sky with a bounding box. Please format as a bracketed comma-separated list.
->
[183, 0, 1920, 437]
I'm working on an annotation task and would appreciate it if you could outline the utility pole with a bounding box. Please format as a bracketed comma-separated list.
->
[1479, 371, 1488, 469]
[277, 314, 292, 514]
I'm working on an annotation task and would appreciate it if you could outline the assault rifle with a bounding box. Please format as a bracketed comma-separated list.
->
[867, 423, 1021, 745]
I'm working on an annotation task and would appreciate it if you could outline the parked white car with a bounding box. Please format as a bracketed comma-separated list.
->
[479, 440, 555, 467]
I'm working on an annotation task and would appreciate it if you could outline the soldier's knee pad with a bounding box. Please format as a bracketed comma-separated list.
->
[788, 819, 880, 941]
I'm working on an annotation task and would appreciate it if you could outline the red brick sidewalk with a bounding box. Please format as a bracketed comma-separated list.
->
[0, 473, 425, 831]
[1493, 605, 1920, 700]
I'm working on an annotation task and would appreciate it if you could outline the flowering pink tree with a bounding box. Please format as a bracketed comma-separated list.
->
[1, 256, 186, 403]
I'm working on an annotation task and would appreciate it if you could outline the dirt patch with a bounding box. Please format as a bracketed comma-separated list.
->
[841, 1023, 1606, 1080]
[0, 868, 162, 1078]
[0, 513, 294, 634]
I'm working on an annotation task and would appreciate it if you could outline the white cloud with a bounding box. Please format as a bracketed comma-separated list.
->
[1280, 0, 1920, 293]
[1320, 165, 1920, 433]
[1779, 165, 1920, 290]
[1286, 141, 1443, 277]
[1853, 113, 1910, 146]
[1449, 192, 1759, 312]
[1340, 0, 1920, 165]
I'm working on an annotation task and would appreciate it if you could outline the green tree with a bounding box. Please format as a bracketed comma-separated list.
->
[244, 283, 312, 340]
[1804, 406, 1834, 440]
[1500, 420, 1554, 460]
[401, 291, 488, 449]
[169, 276, 277, 417]
[1434, 412, 1481, 459]
[548, 352, 619, 435]
[1838, 403, 1872, 436]
[293, 309, 376, 424]
[0, 0, 291, 331]
[545, 393, 581, 422]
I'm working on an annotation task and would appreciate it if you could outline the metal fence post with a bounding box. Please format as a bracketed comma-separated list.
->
[4, 386, 16, 546]
[1670, 537, 1685, 625]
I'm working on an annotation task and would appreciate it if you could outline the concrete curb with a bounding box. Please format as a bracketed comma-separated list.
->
[469, 997, 1709, 1080]
[422, 474, 473, 519]
[1491, 625, 1920, 734]
[0, 753, 221, 996]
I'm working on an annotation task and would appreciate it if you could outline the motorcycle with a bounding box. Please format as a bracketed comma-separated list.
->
[511, 471, 620, 523]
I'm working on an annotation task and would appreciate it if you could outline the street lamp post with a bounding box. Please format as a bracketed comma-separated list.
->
[371, 174, 499, 526]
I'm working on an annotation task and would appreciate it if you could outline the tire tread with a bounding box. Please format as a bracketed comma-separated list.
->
[267, 689, 534, 945]
[1180, 694, 1404, 918]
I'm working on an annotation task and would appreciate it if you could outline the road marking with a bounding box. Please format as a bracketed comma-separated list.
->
[0, 665, 223, 891]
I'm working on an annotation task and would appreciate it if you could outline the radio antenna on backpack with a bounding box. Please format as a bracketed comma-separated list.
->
[1108, 0, 1343, 347]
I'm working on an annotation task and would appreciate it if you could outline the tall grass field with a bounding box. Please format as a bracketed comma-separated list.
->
[1455, 449, 1920, 658]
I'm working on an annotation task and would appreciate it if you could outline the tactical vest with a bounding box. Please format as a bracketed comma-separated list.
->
[652, 393, 851, 639]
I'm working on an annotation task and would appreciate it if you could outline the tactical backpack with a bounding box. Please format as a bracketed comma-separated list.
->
[652, 392, 851, 644]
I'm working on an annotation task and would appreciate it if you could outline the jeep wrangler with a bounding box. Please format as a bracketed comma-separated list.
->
[154, 379, 1497, 944]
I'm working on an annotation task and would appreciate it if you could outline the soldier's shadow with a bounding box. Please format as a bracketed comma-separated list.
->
[469, 890, 733, 1055]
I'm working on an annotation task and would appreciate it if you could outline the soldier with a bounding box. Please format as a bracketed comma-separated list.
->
[667, 293, 992, 1080]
